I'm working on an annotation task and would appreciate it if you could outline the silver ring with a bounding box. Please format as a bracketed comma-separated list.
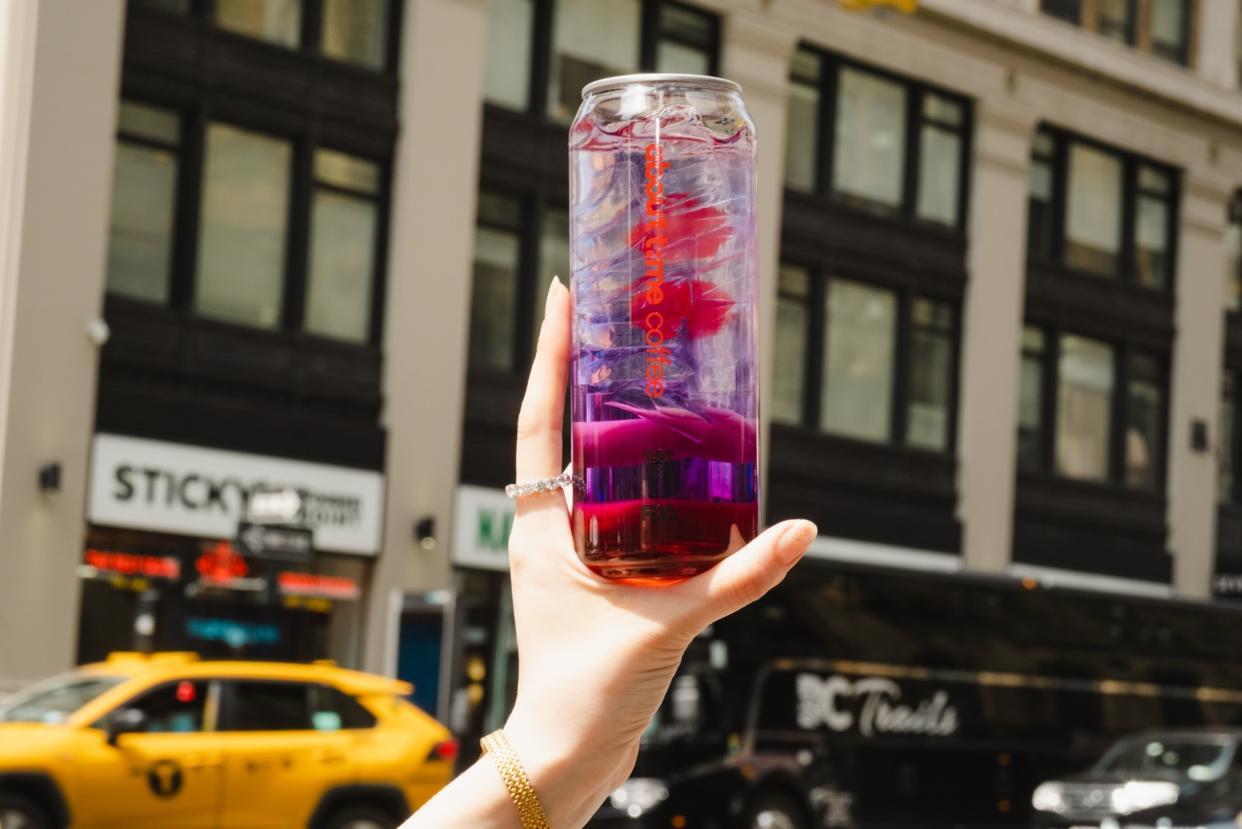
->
[505, 472, 581, 498]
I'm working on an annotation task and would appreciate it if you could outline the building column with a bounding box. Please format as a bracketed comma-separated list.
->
[364, 0, 490, 676]
[720, 10, 798, 520]
[957, 100, 1036, 574]
[0, 0, 124, 690]
[1195, 0, 1240, 89]
[1168, 169, 1230, 599]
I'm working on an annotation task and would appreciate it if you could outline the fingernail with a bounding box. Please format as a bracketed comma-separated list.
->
[777, 520, 816, 565]
[545, 275, 563, 313]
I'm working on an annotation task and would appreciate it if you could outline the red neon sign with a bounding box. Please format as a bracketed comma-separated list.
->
[85, 549, 180, 580]
[276, 572, 359, 600]
[195, 542, 249, 586]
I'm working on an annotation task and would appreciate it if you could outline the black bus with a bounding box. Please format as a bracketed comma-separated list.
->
[587, 559, 1242, 829]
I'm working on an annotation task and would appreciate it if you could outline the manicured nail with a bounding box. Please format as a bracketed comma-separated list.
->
[778, 520, 817, 565]
[545, 275, 563, 313]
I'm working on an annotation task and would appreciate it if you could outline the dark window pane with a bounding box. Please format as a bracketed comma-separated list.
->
[1064, 142, 1123, 276]
[1097, 0, 1132, 42]
[215, 0, 301, 47]
[772, 265, 810, 426]
[1018, 327, 1045, 469]
[917, 125, 961, 226]
[906, 299, 954, 450]
[657, 41, 711, 75]
[118, 101, 180, 144]
[1222, 375, 1235, 503]
[322, 0, 388, 69]
[548, 0, 640, 123]
[1042, 0, 1082, 24]
[1056, 335, 1114, 481]
[923, 93, 962, 126]
[306, 189, 377, 342]
[309, 684, 376, 731]
[1126, 355, 1163, 489]
[471, 194, 522, 370]
[483, 0, 534, 109]
[106, 141, 177, 303]
[833, 67, 906, 212]
[822, 278, 896, 441]
[536, 208, 570, 354]
[195, 123, 291, 329]
[784, 77, 820, 192]
[314, 149, 380, 194]
[135, 0, 190, 12]
[1028, 153, 1054, 258]
[1150, 0, 1186, 63]
[657, 5, 714, 74]
[1227, 197, 1242, 312]
[119, 681, 210, 733]
[1134, 192, 1170, 290]
[225, 682, 309, 731]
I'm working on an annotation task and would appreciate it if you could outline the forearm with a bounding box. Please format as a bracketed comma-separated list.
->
[400, 758, 520, 829]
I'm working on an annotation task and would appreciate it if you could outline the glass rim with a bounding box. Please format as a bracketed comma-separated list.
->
[581, 73, 743, 100]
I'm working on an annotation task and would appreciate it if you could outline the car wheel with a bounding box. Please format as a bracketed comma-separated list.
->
[0, 793, 52, 829]
[321, 804, 397, 829]
[743, 791, 807, 829]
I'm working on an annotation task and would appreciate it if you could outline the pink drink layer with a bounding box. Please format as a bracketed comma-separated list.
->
[570, 84, 759, 580]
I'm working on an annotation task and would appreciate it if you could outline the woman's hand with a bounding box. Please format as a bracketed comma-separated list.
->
[502, 277, 816, 828]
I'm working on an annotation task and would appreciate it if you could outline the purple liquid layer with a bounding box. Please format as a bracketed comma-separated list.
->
[570, 92, 758, 579]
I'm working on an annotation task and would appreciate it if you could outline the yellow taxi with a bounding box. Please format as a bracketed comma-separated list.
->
[0, 652, 455, 828]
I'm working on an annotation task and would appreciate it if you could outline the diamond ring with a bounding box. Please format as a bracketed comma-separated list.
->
[505, 472, 582, 499]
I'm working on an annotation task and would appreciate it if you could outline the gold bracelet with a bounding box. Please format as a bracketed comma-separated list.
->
[480, 729, 552, 829]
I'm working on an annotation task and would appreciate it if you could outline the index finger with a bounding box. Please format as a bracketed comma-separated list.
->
[514, 277, 572, 508]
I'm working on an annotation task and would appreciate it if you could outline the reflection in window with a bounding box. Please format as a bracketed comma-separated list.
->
[321, 0, 388, 69]
[906, 298, 954, 450]
[822, 278, 895, 441]
[470, 193, 523, 370]
[305, 150, 381, 343]
[1222, 374, 1235, 504]
[772, 265, 810, 425]
[916, 94, 963, 226]
[656, 4, 715, 75]
[1125, 354, 1163, 489]
[784, 49, 821, 192]
[1018, 327, 1046, 468]
[1150, 0, 1186, 63]
[1028, 131, 1055, 258]
[1056, 335, 1114, 481]
[1227, 195, 1242, 313]
[106, 102, 180, 304]
[833, 68, 906, 211]
[1065, 143, 1123, 276]
[195, 123, 292, 329]
[1096, 0, 1133, 42]
[483, 0, 534, 109]
[215, 0, 302, 47]
[1134, 166, 1172, 290]
[548, 0, 640, 122]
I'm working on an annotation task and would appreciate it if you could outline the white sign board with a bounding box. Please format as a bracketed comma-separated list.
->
[88, 434, 385, 555]
[452, 485, 514, 571]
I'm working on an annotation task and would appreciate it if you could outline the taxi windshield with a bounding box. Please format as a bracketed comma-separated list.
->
[0, 674, 125, 725]
[1094, 735, 1234, 781]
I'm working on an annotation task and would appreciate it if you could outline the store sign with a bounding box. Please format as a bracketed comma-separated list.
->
[276, 571, 360, 600]
[83, 549, 181, 580]
[88, 434, 384, 555]
[452, 485, 514, 571]
[235, 523, 313, 562]
[795, 673, 960, 738]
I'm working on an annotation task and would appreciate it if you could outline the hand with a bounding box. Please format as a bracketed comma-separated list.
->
[503, 276, 817, 828]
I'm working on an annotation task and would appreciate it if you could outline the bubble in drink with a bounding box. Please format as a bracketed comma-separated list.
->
[569, 74, 759, 580]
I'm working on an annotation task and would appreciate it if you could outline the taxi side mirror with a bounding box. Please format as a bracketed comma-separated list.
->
[105, 708, 147, 746]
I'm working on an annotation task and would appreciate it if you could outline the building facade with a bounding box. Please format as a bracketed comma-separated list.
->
[1, 0, 1241, 732]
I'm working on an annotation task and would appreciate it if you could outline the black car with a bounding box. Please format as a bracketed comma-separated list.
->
[1031, 729, 1242, 828]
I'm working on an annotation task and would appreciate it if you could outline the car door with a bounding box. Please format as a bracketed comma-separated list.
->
[217, 680, 356, 829]
[72, 678, 226, 829]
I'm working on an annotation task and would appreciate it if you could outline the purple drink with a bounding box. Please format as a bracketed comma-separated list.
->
[569, 75, 759, 580]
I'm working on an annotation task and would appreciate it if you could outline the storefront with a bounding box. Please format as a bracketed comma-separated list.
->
[78, 433, 385, 667]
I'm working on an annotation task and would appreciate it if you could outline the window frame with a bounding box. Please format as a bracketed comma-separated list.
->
[107, 94, 393, 348]
[1223, 369, 1240, 505]
[1039, 0, 1193, 66]
[772, 261, 961, 454]
[783, 45, 974, 233]
[1028, 125, 1180, 295]
[1019, 323, 1169, 491]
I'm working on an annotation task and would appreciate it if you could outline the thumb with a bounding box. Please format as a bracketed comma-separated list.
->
[677, 519, 817, 629]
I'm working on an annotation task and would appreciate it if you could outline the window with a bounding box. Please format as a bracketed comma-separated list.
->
[305, 149, 382, 343]
[195, 122, 292, 329]
[1019, 327, 1167, 489]
[116, 680, 211, 733]
[106, 102, 180, 304]
[1226, 194, 1242, 313]
[470, 193, 523, 371]
[309, 684, 377, 730]
[772, 265, 811, 425]
[1222, 373, 1236, 504]
[135, 0, 190, 13]
[483, 0, 719, 118]
[771, 267, 957, 450]
[783, 49, 970, 229]
[223, 681, 309, 731]
[215, 0, 302, 47]
[1029, 128, 1177, 290]
[1040, 0, 1191, 65]
[321, 0, 389, 69]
